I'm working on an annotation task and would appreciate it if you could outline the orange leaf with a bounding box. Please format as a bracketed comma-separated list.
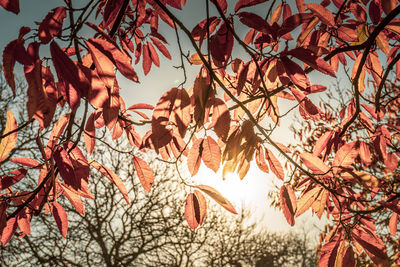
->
[10, 157, 40, 168]
[389, 213, 398, 236]
[1, 216, 17, 245]
[85, 39, 115, 88]
[296, 186, 322, 216]
[38, 7, 67, 44]
[185, 190, 207, 230]
[208, 98, 231, 141]
[264, 148, 284, 180]
[333, 142, 359, 172]
[84, 112, 96, 155]
[45, 113, 70, 158]
[90, 160, 130, 204]
[196, 184, 237, 214]
[0, 110, 18, 163]
[60, 183, 85, 215]
[255, 145, 269, 173]
[300, 152, 330, 175]
[201, 136, 221, 173]
[307, 3, 334, 27]
[132, 156, 154, 192]
[280, 185, 296, 226]
[187, 138, 202, 176]
[52, 202, 68, 238]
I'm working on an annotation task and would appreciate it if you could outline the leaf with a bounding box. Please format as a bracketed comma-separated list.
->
[150, 37, 171, 60]
[89, 160, 130, 204]
[255, 145, 269, 173]
[88, 38, 138, 83]
[132, 156, 154, 192]
[280, 185, 296, 226]
[0, 110, 18, 163]
[147, 42, 160, 67]
[389, 213, 397, 236]
[208, 98, 230, 141]
[185, 190, 207, 230]
[237, 12, 271, 34]
[284, 47, 335, 77]
[187, 138, 203, 176]
[264, 148, 284, 180]
[50, 41, 89, 109]
[234, 0, 269, 12]
[280, 56, 310, 91]
[296, 186, 321, 216]
[333, 142, 359, 172]
[319, 237, 340, 267]
[0, 0, 19, 14]
[313, 131, 333, 157]
[45, 113, 70, 158]
[201, 137, 221, 173]
[1, 216, 17, 245]
[306, 3, 334, 27]
[52, 202, 68, 238]
[85, 39, 116, 88]
[54, 146, 80, 190]
[210, 21, 233, 65]
[17, 211, 31, 235]
[84, 112, 96, 155]
[351, 226, 389, 264]
[300, 152, 330, 175]
[60, 183, 84, 215]
[0, 168, 27, 190]
[38, 7, 67, 44]
[10, 157, 40, 168]
[142, 43, 152, 75]
[196, 184, 237, 214]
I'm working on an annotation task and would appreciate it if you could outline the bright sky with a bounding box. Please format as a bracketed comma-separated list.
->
[0, 0, 333, 235]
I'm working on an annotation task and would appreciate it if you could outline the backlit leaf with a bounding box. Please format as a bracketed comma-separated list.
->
[52, 202, 68, 238]
[132, 156, 154, 192]
[0, 110, 18, 163]
[196, 184, 237, 214]
[185, 190, 207, 230]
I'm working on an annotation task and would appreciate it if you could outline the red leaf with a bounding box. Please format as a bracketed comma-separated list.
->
[280, 185, 296, 226]
[300, 152, 330, 175]
[187, 138, 202, 176]
[237, 12, 271, 34]
[50, 41, 89, 109]
[333, 142, 359, 172]
[84, 112, 96, 155]
[10, 157, 40, 168]
[185, 190, 207, 230]
[38, 7, 67, 44]
[54, 146, 80, 190]
[147, 42, 160, 67]
[45, 113, 70, 158]
[234, 0, 269, 12]
[87, 38, 138, 83]
[132, 156, 154, 192]
[201, 137, 221, 173]
[280, 56, 310, 91]
[307, 3, 334, 27]
[191, 17, 221, 47]
[0, 0, 19, 14]
[52, 202, 68, 238]
[210, 21, 233, 65]
[0, 110, 18, 163]
[313, 131, 333, 157]
[1, 216, 17, 245]
[296, 186, 321, 216]
[16, 209, 30, 235]
[389, 212, 398, 236]
[264, 148, 284, 180]
[319, 237, 340, 267]
[0, 168, 27, 190]
[142, 43, 152, 75]
[128, 103, 154, 110]
[255, 145, 269, 173]
[208, 98, 230, 141]
[150, 37, 171, 60]
[85, 39, 115, 88]
[90, 160, 130, 204]
[196, 184, 237, 214]
[351, 226, 388, 263]
[60, 183, 84, 215]
[284, 47, 335, 77]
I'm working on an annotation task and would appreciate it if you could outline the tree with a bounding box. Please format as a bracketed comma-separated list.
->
[0, 0, 399, 265]
[1, 139, 316, 267]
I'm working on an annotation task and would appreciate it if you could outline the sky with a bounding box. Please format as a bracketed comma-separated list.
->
[0, 0, 335, 235]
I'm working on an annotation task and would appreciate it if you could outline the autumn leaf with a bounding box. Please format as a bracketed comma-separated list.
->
[89, 160, 129, 204]
[201, 136, 221, 173]
[0, 168, 27, 190]
[234, 0, 269, 12]
[333, 142, 359, 173]
[187, 138, 203, 176]
[300, 152, 330, 175]
[264, 148, 284, 180]
[0, 0, 19, 14]
[280, 185, 296, 226]
[0, 110, 18, 163]
[185, 190, 207, 230]
[196, 184, 237, 214]
[38, 7, 67, 44]
[132, 156, 154, 192]
[306, 3, 335, 27]
[52, 202, 68, 238]
[296, 186, 321, 216]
